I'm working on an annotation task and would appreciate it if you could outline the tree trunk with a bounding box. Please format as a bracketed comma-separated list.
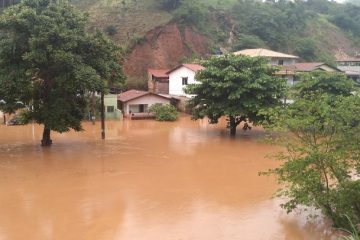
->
[41, 126, 52, 146]
[229, 116, 237, 136]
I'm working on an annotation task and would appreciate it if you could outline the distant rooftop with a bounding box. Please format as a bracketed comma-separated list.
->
[336, 57, 360, 62]
[118, 90, 171, 102]
[166, 64, 205, 74]
[148, 69, 170, 78]
[118, 90, 148, 102]
[283, 62, 339, 72]
[233, 48, 299, 59]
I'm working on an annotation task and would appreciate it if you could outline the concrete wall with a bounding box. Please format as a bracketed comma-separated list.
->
[122, 94, 170, 117]
[337, 65, 360, 73]
[169, 67, 197, 97]
[148, 76, 169, 94]
[270, 58, 297, 66]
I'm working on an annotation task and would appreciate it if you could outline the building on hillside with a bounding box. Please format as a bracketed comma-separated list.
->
[233, 48, 299, 66]
[148, 69, 170, 94]
[279, 62, 342, 85]
[167, 64, 205, 97]
[234, 48, 299, 86]
[336, 55, 360, 82]
[118, 90, 172, 118]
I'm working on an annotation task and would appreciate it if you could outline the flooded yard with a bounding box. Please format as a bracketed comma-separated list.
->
[0, 116, 337, 240]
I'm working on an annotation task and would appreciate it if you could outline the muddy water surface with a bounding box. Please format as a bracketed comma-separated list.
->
[0, 116, 337, 240]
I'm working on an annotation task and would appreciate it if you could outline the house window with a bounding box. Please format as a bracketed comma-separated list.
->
[182, 77, 188, 85]
[107, 106, 114, 113]
[278, 60, 284, 65]
[139, 104, 148, 113]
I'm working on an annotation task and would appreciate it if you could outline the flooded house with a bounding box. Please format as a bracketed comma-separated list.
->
[117, 90, 171, 118]
[104, 94, 122, 120]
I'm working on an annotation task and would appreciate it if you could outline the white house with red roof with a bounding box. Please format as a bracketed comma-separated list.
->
[166, 64, 205, 97]
[118, 90, 172, 118]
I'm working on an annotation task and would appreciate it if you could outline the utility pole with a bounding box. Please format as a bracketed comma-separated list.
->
[100, 92, 105, 139]
[91, 92, 96, 125]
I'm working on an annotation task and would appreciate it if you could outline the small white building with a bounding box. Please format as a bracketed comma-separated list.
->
[167, 64, 205, 97]
[118, 90, 172, 118]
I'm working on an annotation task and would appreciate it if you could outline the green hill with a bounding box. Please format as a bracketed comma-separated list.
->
[2, 0, 360, 83]
[71, 0, 172, 45]
[69, 0, 360, 60]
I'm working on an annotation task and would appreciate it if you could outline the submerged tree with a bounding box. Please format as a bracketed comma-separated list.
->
[186, 54, 286, 136]
[262, 73, 360, 232]
[0, 0, 124, 146]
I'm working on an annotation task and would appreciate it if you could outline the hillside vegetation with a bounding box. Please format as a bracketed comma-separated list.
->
[164, 0, 360, 62]
[69, 0, 360, 60]
[71, 0, 172, 46]
[2, 0, 360, 81]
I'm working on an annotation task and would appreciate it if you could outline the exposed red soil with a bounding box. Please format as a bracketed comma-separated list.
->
[124, 23, 209, 80]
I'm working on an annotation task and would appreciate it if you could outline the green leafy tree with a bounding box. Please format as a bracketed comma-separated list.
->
[0, 0, 124, 146]
[232, 34, 266, 51]
[158, 0, 182, 11]
[186, 54, 286, 136]
[262, 73, 360, 232]
[174, 0, 207, 27]
[292, 72, 355, 98]
[294, 38, 317, 61]
[105, 25, 117, 36]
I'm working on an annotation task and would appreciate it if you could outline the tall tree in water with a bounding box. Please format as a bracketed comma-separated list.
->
[0, 0, 124, 146]
[186, 54, 286, 136]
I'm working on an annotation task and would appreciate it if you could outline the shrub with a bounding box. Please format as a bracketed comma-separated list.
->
[105, 25, 117, 36]
[123, 77, 147, 90]
[150, 104, 178, 121]
[232, 34, 266, 51]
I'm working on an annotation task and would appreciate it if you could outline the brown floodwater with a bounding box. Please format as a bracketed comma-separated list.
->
[0, 116, 338, 240]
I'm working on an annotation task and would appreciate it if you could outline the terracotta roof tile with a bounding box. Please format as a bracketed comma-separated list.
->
[166, 64, 205, 74]
[182, 64, 205, 72]
[281, 62, 340, 72]
[148, 69, 170, 78]
[118, 90, 149, 102]
[118, 90, 172, 102]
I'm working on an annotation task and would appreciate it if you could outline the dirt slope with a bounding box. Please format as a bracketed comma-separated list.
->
[124, 23, 209, 79]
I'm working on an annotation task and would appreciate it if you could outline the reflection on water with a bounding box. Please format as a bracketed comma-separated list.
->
[0, 116, 337, 240]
